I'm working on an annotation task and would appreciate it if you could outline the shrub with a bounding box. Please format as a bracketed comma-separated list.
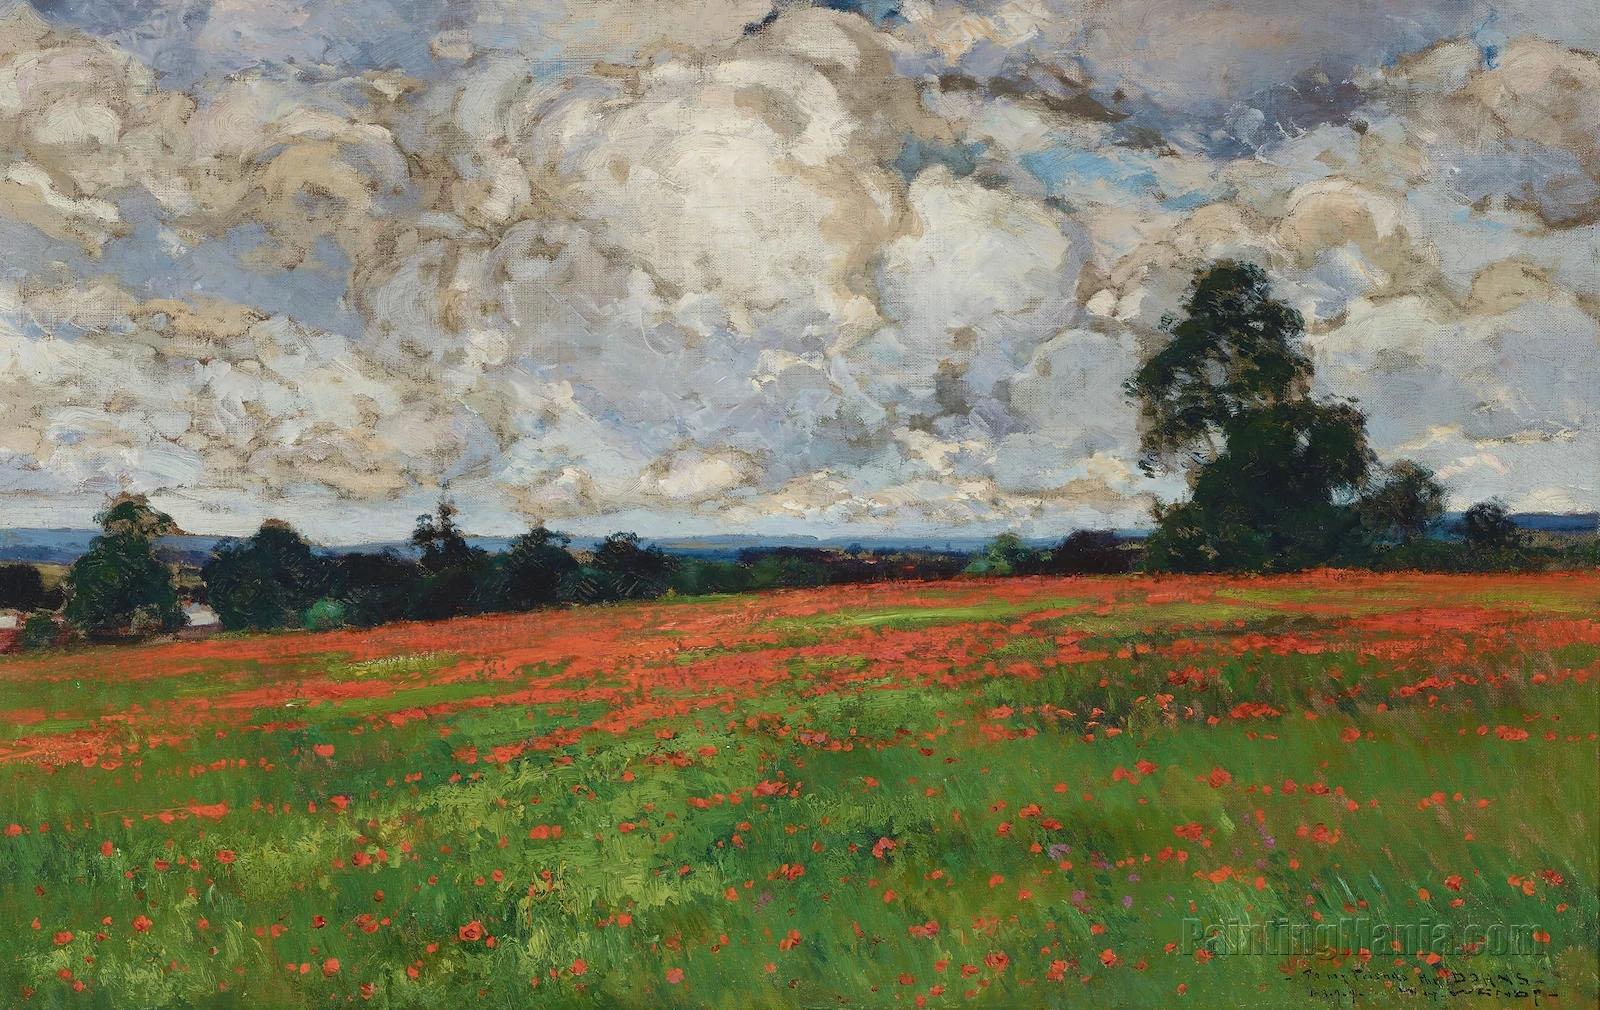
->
[19, 611, 60, 650]
[302, 598, 347, 631]
[1461, 501, 1520, 549]
[965, 533, 1043, 576]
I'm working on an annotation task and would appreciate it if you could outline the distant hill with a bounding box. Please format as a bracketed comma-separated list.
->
[1488, 512, 1599, 533]
[0, 528, 1012, 566]
[0, 528, 440, 566]
[1, 514, 1591, 566]
[0, 529, 228, 566]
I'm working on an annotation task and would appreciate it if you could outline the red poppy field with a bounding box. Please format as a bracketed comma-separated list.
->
[1, 572, 1596, 1008]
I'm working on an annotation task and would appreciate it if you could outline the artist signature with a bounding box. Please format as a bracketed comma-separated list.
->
[1289, 966, 1559, 1005]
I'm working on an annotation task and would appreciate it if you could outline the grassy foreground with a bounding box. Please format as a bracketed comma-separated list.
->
[0, 572, 1596, 1008]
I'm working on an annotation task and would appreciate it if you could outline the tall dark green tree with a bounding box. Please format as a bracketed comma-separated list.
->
[1128, 261, 1374, 571]
[410, 499, 484, 574]
[408, 498, 489, 619]
[202, 520, 325, 630]
[63, 495, 185, 636]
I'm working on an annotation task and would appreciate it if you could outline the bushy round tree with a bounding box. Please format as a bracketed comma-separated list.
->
[64, 496, 185, 636]
[588, 532, 677, 600]
[302, 597, 348, 631]
[1357, 461, 1447, 545]
[496, 527, 579, 610]
[203, 520, 325, 630]
[19, 611, 60, 650]
[1461, 500, 1520, 549]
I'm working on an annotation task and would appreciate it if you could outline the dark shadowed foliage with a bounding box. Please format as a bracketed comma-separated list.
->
[63, 495, 185, 637]
[408, 499, 491, 620]
[1461, 500, 1521, 549]
[0, 563, 47, 611]
[711, 546, 967, 591]
[742, 547, 838, 587]
[1128, 262, 1374, 572]
[19, 611, 61, 650]
[668, 558, 754, 596]
[323, 551, 422, 628]
[1040, 530, 1136, 574]
[202, 520, 326, 630]
[587, 532, 678, 600]
[494, 527, 580, 610]
[1356, 461, 1447, 545]
[411, 500, 486, 574]
[410, 565, 488, 621]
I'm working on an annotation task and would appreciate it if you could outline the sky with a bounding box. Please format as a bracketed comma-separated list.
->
[0, 0, 1595, 541]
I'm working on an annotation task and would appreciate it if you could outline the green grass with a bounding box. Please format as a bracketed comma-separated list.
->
[767, 596, 1090, 632]
[0, 572, 1594, 1009]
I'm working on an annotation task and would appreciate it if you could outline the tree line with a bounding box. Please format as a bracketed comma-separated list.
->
[0, 498, 979, 644]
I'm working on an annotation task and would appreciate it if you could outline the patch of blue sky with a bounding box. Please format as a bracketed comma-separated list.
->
[1022, 148, 1155, 197]
[0, 219, 97, 341]
[22, 192, 366, 340]
[895, 136, 984, 181]
[118, 220, 357, 339]
[26, 0, 451, 87]
[818, 0, 901, 26]
[1448, 205, 1511, 233]
[1021, 145, 1220, 212]
[1159, 189, 1218, 212]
